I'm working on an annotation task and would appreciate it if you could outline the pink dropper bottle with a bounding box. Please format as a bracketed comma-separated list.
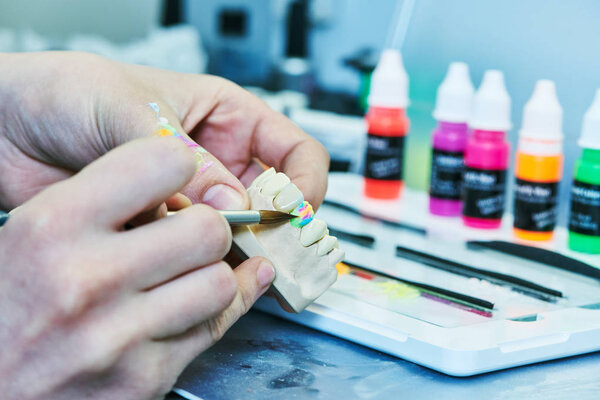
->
[462, 70, 512, 229]
[429, 62, 474, 216]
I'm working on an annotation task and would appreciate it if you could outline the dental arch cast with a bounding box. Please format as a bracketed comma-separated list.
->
[232, 168, 344, 312]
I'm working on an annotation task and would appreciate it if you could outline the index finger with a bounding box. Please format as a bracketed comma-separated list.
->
[128, 68, 331, 208]
[29, 137, 196, 230]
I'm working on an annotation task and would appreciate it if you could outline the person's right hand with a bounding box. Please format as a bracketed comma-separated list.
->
[0, 138, 275, 400]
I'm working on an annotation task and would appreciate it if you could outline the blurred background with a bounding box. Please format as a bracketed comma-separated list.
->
[1, 0, 599, 226]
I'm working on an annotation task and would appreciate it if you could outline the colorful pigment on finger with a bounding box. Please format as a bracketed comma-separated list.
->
[290, 201, 314, 228]
[149, 103, 210, 173]
[149, 102, 161, 118]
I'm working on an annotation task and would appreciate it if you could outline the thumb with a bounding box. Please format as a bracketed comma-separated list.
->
[148, 103, 249, 210]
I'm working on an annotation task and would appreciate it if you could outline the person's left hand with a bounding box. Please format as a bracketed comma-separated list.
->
[0, 51, 329, 213]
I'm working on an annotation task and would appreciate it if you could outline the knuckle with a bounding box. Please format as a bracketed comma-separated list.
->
[238, 282, 256, 315]
[55, 268, 101, 319]
[80, 328, 129, 374]
[205, 315, 229, 344]
[17, 204, 61, 242]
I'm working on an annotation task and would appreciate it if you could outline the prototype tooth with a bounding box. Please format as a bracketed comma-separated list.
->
[261, 172, 290, 196]
[329, 248, 345, 266]
[300, 219, 327, 247]
[274, 183, 304, 212]
[250, 167, 276, 188]
[317, 235, 338, 256]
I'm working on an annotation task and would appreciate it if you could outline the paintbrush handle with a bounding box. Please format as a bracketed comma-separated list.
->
[167, 210, 267, 225]
[219, 210, 261, 225]
[0, 210, 279, 228]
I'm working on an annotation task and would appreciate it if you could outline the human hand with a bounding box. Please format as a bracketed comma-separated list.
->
[0, 51, 329, 213]
[0, 138, 275, 400]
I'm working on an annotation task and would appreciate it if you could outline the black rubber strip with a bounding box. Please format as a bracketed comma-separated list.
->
[467, 240, 600, 281]
[342, 260, 495, 311]
[327, 226, 375, 248]
[323, 199, 427, 235]
[395, 245, 563, 301]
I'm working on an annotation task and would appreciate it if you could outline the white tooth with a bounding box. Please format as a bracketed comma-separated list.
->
[317, 235, 338, 256]
[329, 248, 345, 266]
[300, 219, 327, 247]
[273, 183, 304, 212]
[250, 167, 276, 188]
[261, 172, 290, 196]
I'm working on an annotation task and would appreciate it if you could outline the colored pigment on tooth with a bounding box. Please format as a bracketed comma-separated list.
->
[290, 201, 314, 228]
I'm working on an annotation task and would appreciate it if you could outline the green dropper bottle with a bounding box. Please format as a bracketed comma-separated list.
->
[568, 89, 600, 253]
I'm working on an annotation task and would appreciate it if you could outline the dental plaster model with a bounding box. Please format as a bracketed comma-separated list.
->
[232, 168, 344, 312]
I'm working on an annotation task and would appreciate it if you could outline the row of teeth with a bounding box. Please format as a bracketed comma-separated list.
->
[251, 168, 338, 257]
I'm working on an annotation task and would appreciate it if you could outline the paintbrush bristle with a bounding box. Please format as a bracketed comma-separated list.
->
[259, 210, 296, 224]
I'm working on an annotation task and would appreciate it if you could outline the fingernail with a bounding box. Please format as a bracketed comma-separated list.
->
[257, 262, 276, 289]
[202, 184, 245, 210]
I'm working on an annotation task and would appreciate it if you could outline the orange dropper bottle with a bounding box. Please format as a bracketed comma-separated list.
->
[363, 49, 410, 199]
[513, 80, 564, 241]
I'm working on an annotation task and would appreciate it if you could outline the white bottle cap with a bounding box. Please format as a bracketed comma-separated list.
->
[469, 70, 512, 131]
[367, 49, 409, 108]
[432, 62, 474, 123]
[520, 80, 563, 142]
[579, 88, 600, 150]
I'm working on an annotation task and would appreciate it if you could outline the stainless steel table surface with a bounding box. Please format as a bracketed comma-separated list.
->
[174, 309, 600, 400]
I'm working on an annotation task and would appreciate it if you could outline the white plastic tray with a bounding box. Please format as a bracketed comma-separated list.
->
[255, 173, 600, 376]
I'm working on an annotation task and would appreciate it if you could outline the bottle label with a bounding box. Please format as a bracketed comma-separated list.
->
[568, 180, 600, 237]
[462, 167, 507, 219]
[430, 149, 464, 200]
[364, 133, 404, 181]
[513, 179, 559, 232]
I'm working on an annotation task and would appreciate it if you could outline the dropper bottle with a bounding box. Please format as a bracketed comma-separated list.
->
[568, 89, 600, 253]
[363, 49, 410, 199]
[513, 80, 563, 241]
[462, 70, 512, 229]
[429, 62, 474, 216]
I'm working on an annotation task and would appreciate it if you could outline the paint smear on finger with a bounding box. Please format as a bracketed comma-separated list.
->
[149, 102, 213, 174]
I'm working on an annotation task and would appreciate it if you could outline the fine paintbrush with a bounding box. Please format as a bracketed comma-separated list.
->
[218, 210, 296, 225]
[0, 210, 295, 227]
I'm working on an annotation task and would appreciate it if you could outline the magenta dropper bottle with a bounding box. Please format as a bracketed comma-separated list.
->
[429, 62, 474, 216]
[462, 70, 512, 229]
